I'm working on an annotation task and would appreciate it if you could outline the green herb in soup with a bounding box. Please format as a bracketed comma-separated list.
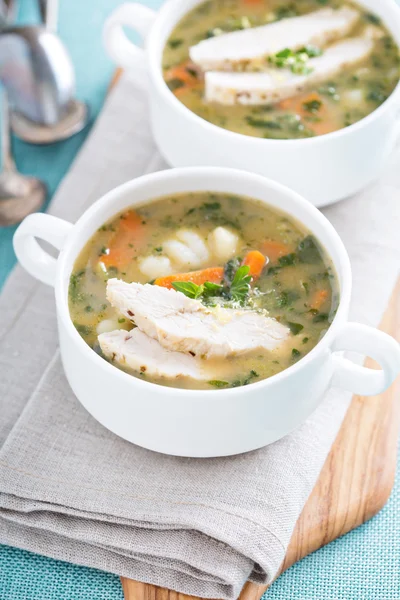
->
[162, 0, 400, 139]
[69, 193, 339, 390]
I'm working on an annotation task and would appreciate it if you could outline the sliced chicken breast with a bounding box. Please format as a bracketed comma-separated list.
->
[106, 279, 290, 358]
[98, 328, 209, 381]
[205, 37, 373, 106]
[190, 7, 359, 71]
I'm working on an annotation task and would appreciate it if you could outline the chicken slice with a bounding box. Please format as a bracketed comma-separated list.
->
[98, 328, 209, 380]
[106, 279, 290, 358]
[205, 37, 373, 106]
[190, 7, 359, 71]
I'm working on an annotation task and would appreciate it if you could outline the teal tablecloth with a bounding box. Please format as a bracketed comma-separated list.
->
[0, 1, 399, 598]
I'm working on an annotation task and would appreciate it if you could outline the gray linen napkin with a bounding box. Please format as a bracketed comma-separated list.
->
[0, 73, 399, 599]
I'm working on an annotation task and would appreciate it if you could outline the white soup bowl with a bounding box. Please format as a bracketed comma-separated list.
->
[103, 0, 400, 207]
[13, 168, 400, 457]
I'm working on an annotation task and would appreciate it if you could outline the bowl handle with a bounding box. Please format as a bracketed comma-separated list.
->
[331, 322, 400, 395]
[103, 3, 157, 85]
[13, 213, 73, 287]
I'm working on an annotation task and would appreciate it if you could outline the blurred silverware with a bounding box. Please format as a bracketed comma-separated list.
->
[0, 25, 77, 125]
[0, 2, 47, 226]
[0, 0, 16, 24]
[1, 0, 89, 144]
[38, 0, 58, 32]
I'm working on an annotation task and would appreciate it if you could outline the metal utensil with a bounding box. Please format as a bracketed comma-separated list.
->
[0, 1, 47, 226]
[0, 90, 47, 225]
[38, 0, 58, 32]
[2, 0, 89, 144]
[0, 25, 77, 125]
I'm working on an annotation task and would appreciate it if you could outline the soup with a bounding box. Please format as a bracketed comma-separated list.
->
[162, 0, 400, 139]
[69, 193, 339, 390]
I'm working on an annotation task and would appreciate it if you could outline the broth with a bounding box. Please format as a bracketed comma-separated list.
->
[162, 0, 400, 139]
[69, 193, 339, 390]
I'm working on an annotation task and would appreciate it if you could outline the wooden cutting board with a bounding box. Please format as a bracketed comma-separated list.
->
[121, 278, 400, 600]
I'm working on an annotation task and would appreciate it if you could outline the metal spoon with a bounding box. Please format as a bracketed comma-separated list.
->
[6, 0, 89, 144]
[0, 2, 46, 226]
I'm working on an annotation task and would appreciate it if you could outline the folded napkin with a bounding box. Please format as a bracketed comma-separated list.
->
[0, 73, 399, 599]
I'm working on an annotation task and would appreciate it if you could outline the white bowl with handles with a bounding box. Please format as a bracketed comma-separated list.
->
[103, 0, 400, 208]
[13, 167, 400, 457]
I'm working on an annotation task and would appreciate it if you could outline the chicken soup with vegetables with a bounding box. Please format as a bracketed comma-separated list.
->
[162, 0, 400, 139]
[69, 193, 339, 389]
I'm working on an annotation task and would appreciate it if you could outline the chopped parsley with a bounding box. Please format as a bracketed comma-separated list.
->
[269, 46, 322, 75]
[74, 323, 92, 337]
[69, 270, 86, 304]
[208, 380, 229, 388]
[276, 290, 300, 308]
[303, 99, 323, 113]
[232, 370, 259, 387]
[297, 236, 321, 264]
[312, 312, 329, 323]
[168, 38, 184, 49]
[246, 116, 282, 129]
[278, 253, 296, 267]
[288, 322, 304, 335]
[167, 78, 185, 92]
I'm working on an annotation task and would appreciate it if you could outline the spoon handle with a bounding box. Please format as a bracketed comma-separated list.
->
[1, 88, 16, 173]
[39, 0, 58, 32]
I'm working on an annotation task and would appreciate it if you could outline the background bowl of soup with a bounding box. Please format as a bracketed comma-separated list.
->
[13, 167, 400, 457]
[103, 0, 400, 207]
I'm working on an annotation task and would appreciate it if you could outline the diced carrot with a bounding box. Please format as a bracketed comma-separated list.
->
[164, 61, 200, 96]
[261, 239, 290, 263]
[278, 92, 322, 115]
[155, 267, 224, 289]
[242, 250, 266, 279]
[310, 289, 329, 310]
[100, 210, 145, 269]
[118, 210, 143, 233]
[278, 92, 338, 136]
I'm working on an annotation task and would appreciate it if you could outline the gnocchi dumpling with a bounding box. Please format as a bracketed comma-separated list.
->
[163, 240, 201, 268]
[208, 227, 239, 262]
[138, 255, 173, 279]
[176, 230, 210, 264]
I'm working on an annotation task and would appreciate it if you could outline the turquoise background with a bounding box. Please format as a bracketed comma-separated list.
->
[0, 1, 399, 598]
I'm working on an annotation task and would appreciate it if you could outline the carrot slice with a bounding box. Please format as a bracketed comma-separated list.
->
[164, 61, 200, 96]
[310, 289, 329, 310]
[118, 210, 143, 233]
[242, 250, 266, 279]
[261, 240, 290, 263]
[278, 92, 323, 115]
[155, 267, 224, 289]
[100, 210, 145, 269]
[278, 92, 338, 136]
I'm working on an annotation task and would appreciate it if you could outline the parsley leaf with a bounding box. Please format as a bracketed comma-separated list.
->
[229, 265, 252, 303]
[172, 281, 203, 299]
[172, 280, 223, 300]
[203, 281, 223, 296]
